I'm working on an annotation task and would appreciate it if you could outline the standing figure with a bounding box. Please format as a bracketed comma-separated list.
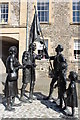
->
[57, 60, 67, 109]
[29, 43, 41, 100]
[5, 46, 22, 111]
[44, 44, 67, 106]
[20, 51, 32, 102]
[66, 71, 78, 116]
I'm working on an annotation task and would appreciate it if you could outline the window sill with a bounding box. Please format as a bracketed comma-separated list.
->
[0, 23, 8, 25]
[71, 60, 80, 63]
[69, 22, 80, 25]
[40, 22, 51, 25]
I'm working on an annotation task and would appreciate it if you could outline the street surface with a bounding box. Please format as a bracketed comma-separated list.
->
[0, 72, 79, 119]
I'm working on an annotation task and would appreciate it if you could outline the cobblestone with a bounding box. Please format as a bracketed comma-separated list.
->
[0, 95, 78, 119]
[0, 73, 79, 119]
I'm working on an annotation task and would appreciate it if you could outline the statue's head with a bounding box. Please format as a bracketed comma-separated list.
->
[55, 44, 63, 53]
[23, 51, 30, 59]
[9, 46, 17, 56]
[29, 43, 36, 51]
[69, 71, 78, 81]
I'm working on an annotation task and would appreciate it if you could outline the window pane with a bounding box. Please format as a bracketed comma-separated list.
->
[6, 8, 8, 13]
[37, 0, 49, 22]
[45, 11, 49, 17]
[40, 2, 44, 6]
[38, 11, 40, 17]
[37, 3, 40, 6]
[5, 18, 8, 22]
[45, 4, 49, 10]
[77, 17, 79, 22]
[72, 1, 80, 23]
[5, 4, 8, 8]
[77, 11, 79, 16]
[73, 11, 75, 16]
[1, 14, 5, 19]
[1, 4, 5, 9]
[73, 6, 76, 10]
[74, 40, 80, 60]
[41, 11, 44, 17]
[45, 17, 48, 21]
[1, 8, 5, 13]
[5, 14, 8, 19]
[41, 6, 44, 10]
[41, 17, 44, 21]
[77, 5, 80, 10]
[37, 6, 40, 10]
[0, 3, 8, 23]
[73, 17, 76, 22]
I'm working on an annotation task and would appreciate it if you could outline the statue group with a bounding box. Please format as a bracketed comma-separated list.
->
[4, 44, 78, 117]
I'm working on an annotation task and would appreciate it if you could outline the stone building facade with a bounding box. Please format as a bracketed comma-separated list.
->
[0, 0, 80, 78]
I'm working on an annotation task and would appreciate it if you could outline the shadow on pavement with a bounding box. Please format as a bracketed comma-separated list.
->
[34, 92, 67, 116]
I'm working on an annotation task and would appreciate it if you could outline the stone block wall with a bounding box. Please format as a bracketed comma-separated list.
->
[10, 0, 20, 26]
[28, 1, 80, 76]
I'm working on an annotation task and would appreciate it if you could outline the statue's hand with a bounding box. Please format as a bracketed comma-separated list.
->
[31, 63, 37, 68]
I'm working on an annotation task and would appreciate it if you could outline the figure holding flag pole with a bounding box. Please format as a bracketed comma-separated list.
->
[28, 6, 50, 101]
[28, 6, 43, 101]
[20, 5, 50, 102]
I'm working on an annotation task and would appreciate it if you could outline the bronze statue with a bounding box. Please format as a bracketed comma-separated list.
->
[20, 51, 33, 102]
[57, 60, 67, 109]
[5, 46, 22, 111]
[44, 45, 67, 108]
[65, 71, 78, 116]
[28, 43, 41, 101]
[20, 43, 41, 102]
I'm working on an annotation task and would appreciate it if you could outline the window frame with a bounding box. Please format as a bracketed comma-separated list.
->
[37, 0, 51, 24]
[71, 0, 80, 24]
[74, 39, 80, 61]
[0, 1, 10, 25]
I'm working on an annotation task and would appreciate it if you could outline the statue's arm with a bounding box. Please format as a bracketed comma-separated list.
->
[9, 58, 14, 71]
[14, 59, 23, 70]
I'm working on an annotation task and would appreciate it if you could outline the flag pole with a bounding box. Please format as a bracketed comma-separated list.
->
[26, 1, 29, 51]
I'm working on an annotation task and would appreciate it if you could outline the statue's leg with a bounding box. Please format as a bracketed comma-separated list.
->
[29, 80, 35, 100]
[44, 78, 56, 100]
[72, 106, 75, 116]
[62, 91, 67, 110]
[60, 96, 63, 108]
[20, 83, 29, 103]
[11, 96, 15, 105]
[21, 83, 27, 97]
[6, 97, 15, 111]
[48, 79, 55, 99]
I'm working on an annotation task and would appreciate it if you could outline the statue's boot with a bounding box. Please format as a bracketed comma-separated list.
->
[20, 96, 29, 103]
[6, 105, 15, 111]
[29, 83, 37, 101]
[20, 84, 29, 103]
[29, 93, 37, 100]
[6, 98, 15, 111]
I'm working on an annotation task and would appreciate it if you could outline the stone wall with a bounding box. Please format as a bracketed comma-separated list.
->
[28, 1, 80, 76]
[10, 0, 20, 26]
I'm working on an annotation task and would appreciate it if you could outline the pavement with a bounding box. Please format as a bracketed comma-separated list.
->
[0, 71, 79, 119]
